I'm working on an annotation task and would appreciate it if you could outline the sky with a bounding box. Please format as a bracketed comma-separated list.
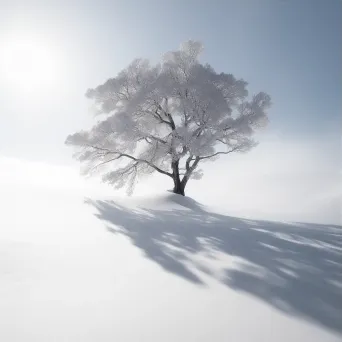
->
[0, 0, 341, 222]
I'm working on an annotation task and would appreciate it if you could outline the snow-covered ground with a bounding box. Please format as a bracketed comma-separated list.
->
[0, 156, 341, 341]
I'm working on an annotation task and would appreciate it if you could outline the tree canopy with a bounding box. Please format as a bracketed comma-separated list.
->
[66, 41, 271, 195]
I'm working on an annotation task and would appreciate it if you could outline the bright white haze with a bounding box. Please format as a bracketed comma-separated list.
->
[0, 32, 64, 92]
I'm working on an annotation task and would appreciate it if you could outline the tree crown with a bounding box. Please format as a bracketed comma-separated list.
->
[66, 41, 271, 195]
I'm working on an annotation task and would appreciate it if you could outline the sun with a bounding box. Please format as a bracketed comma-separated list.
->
[0, 36, 62, 91]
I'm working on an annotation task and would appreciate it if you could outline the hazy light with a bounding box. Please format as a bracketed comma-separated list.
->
[0, 34, 63, 92]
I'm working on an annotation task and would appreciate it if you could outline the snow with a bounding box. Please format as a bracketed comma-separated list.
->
[0, 159, 341, 341]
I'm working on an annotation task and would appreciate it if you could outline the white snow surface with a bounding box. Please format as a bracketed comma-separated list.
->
[0, 159, 341, 341]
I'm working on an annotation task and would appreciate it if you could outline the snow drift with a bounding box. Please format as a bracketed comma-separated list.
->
[1, 179, 341, 341]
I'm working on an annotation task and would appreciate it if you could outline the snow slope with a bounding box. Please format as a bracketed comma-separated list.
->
[1, 171, 342, 342]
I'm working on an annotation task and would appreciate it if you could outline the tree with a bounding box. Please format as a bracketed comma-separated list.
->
[66, 41, 271, 196]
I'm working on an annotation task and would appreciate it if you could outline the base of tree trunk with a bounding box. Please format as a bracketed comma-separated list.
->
[173, 184, 185, 196]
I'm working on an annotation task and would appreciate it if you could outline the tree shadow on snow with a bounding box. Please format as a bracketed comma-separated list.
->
[85, 196, 342, 334]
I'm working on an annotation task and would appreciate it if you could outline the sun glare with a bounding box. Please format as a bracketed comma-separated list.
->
[0, 35, 62, 91]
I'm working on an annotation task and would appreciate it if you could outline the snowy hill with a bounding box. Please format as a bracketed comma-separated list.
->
[1, 177, 341, 341]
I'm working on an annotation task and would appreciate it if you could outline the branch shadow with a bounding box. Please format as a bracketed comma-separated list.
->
[86, 197, 342, 334]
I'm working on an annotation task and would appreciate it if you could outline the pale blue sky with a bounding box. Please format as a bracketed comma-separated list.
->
[0, 0, 341, 163]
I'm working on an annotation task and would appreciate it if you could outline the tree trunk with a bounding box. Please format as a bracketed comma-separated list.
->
[173, 176, 185, 196]
[171, 160, 185, 196]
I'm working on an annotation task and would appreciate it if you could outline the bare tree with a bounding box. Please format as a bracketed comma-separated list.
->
[66, 41, 271, 196]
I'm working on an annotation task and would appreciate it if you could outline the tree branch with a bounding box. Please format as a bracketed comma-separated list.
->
[144, 137, 152, 144]
[146, 134, 168, 144]
[199, 147, 239, 160]
[87, 145, 173, 178]
[91, 154, 127, 170]
[185, 155, 194, 172]
[181, 156, 200, 185]
[155, 100, 176, 130]
[152, 109, 172, 127]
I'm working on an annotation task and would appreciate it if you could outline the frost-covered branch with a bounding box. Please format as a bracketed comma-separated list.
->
[87, 146, 173, 178]
[199, 146, 240, 160]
